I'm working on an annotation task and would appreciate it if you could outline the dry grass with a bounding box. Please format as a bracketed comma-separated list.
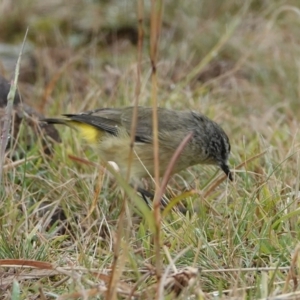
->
[1, 0, 300, 299]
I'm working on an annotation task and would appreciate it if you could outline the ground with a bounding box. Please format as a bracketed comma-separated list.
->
[1, 0, 300, 299]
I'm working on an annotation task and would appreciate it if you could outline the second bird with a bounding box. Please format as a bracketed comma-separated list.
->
[43, 106, 233, 187]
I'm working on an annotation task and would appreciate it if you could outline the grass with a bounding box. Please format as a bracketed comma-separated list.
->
[1, 0, 300, 299]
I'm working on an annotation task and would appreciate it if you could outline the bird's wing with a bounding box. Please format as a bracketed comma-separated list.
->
[121, 107, 195, 145]
[119, 107, 153, 143]
[64, 108, 124, 136]
[66, 107, 196, 145]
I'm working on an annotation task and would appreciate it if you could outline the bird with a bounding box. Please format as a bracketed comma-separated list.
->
[42, 106, 232, 198]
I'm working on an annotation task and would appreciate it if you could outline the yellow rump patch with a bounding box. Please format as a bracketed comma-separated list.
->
[73, 122, 102, 144]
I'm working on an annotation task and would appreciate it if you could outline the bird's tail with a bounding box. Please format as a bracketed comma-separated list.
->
[41, 117, 72, 126]
[41, 117, 101, 144]
[41, 118, 81, 132]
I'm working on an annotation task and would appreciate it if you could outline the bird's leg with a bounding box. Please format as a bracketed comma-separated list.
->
[136, 187, 154, 208]
[136, 187, 175, 211]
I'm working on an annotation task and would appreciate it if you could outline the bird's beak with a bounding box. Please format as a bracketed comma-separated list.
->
[220, 163, 233, 181]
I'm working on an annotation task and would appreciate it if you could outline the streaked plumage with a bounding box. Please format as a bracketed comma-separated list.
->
[42, 106, 232, 185]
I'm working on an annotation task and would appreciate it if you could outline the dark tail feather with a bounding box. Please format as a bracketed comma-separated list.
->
[40, 118, 70, 126]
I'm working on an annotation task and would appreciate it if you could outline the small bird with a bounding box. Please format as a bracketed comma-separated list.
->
[42, 106, 232, 189]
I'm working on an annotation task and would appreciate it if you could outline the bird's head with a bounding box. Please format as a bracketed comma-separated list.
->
[206, 127, 233, 181]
